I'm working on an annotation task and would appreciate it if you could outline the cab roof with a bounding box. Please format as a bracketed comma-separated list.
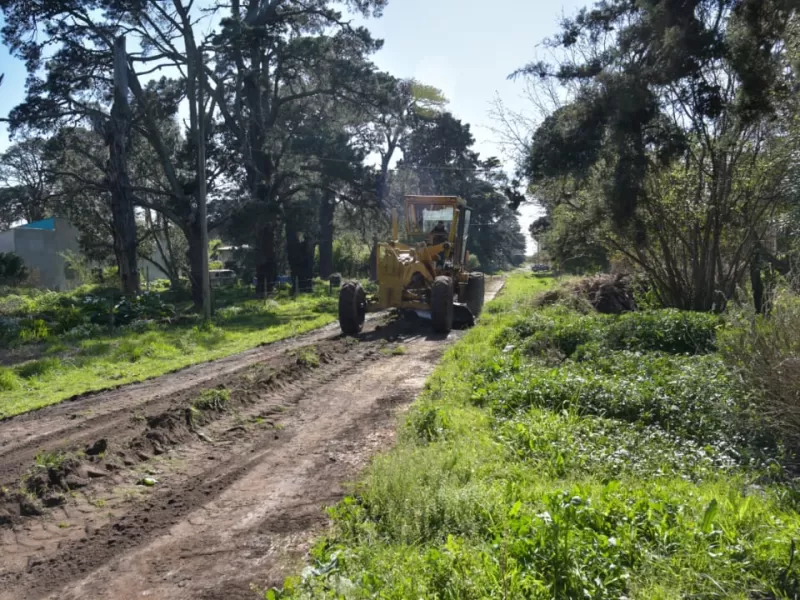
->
[404, 195, 466, 207]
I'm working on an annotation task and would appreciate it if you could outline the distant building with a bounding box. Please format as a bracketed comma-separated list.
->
[218, 245, 250, 266]
[0, 217, 82, 291]
[0, 217, 169, 291]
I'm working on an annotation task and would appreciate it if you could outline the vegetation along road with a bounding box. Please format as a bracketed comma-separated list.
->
[0, 277, 506, 600]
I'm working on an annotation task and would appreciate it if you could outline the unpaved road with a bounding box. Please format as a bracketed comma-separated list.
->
[0, 278, 503, 600]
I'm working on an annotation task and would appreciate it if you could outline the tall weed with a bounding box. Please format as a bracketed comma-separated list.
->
[720, 292, 800, 454]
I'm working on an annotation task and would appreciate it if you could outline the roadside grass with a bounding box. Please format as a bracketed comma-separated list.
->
[274, 273, 800, 600]
[0, 292, 337, 419]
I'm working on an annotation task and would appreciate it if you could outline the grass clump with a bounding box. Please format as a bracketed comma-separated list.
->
[15, 357, 61, 379]
[720, 292, 800, 455]
[0, 367, 20, 391]
[193, 388, 231, 411]
[271, 273, 800, 600]
[293, 347, 320, 368]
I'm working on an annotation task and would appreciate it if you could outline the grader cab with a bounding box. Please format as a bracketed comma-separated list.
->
[338, 195, 485, 335]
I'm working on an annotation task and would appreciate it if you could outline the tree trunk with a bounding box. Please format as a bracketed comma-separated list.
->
[108, 36, 140, 296]
[318, 191, 334, 279]
[186, 219, 204, 308]
[255, 220, 277, 298]
[369, 236, 378, 282]
[286, 219, 315, 293]
[751, 246, 765, 315]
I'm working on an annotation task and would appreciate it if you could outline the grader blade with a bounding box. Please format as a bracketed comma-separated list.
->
[453, 303, 475, 328]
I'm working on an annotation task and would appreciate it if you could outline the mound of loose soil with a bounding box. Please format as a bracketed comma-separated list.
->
[535, 274, 637, 314]
[575, 274, 637, 314]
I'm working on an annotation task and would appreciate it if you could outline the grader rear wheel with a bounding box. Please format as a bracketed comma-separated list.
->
[431, 276, 454, 333]
[339, 281, 366, 335]
[463, 272, 485, 319]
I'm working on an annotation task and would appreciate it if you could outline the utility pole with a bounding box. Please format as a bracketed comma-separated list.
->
[197, 46, 211, 320]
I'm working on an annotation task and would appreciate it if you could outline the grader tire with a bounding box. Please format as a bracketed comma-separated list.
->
[463, 272, 485, 319]
[431, 276, 454, 334]
[339, 281, 366, 335]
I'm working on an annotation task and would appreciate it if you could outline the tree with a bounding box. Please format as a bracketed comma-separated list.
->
[0, 0, 235, 301]
[516, 0, 800, 309]
[0, 137, 60, 223]
[357, 77, 447, 205]
[208, 0, 387, 295]
[1, 0, 149, 293]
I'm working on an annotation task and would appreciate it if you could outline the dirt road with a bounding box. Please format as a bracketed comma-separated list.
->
[0, 278, 503, 600]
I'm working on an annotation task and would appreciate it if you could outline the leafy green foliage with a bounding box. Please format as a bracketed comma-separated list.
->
[0, 367, 20, 391]
[500, 307, 720, 358]
[0, 252, 28, 285]
[276, 274, 800, 600]
[474, 351, 762, 453]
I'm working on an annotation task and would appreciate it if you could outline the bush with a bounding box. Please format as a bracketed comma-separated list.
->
[0, 367, 20, 391]
[113, 292, 176, 325]
[502, 308, 719, 359]
[467, 253, 481, 271]
[16, 357, 61, 379]
[0, 252, 28, 285]
[605, 309, 719, 354]
[720, 292, 800, 453]
[472, 350, 763, 453]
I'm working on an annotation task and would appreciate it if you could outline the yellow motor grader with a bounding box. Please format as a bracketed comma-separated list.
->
[338, 195, 485, 335]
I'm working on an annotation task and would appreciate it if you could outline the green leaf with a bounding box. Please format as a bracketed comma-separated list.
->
[701, 499, 718, 534]
[509, 500, 522, 518]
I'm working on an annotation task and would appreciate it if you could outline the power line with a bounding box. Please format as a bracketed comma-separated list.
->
[312, 156, 504, 173]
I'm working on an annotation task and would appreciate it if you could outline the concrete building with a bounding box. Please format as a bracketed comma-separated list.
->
[0, 217, 170, 291]
[0, 217, 82, 291]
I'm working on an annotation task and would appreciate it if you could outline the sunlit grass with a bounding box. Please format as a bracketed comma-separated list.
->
[0, 293, 337, 418]
[273, 273, 800, 600]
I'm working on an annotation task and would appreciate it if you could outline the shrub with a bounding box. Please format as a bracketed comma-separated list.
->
[16, 357, 61, 379]
[0, 316, 21, 343]
[18, 318, 50, 342]
[113, 292, 175, 325]
[501, 308, 719, 359]
[720, 292, 800, 453]
[0, 367, 20, 391]
[605, 309, 719, 354]
[0, 252, 28, 285]
[472, 351, 763, 453]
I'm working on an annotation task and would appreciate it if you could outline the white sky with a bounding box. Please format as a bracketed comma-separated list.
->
[0, 0, 587, 253]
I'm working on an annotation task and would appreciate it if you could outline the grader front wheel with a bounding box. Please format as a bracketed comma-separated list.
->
[431, 276, 454, 333]
[339, 281, 366, 335]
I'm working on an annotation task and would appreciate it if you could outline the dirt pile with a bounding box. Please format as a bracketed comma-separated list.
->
[575, 274, 637, 314]
[536, 274, 637, 314]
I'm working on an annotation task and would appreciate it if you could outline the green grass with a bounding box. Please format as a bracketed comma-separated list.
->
[0, 293, 337, 419]
[271, 273, 800, 600]
[193, 388, 231, 411]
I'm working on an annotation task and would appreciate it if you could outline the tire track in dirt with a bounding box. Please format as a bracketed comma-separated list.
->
[0, 314, 387, 488]
[0, 278, 504, 600]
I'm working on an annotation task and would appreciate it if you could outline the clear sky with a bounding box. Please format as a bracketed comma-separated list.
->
[0, 0, 587, 253]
